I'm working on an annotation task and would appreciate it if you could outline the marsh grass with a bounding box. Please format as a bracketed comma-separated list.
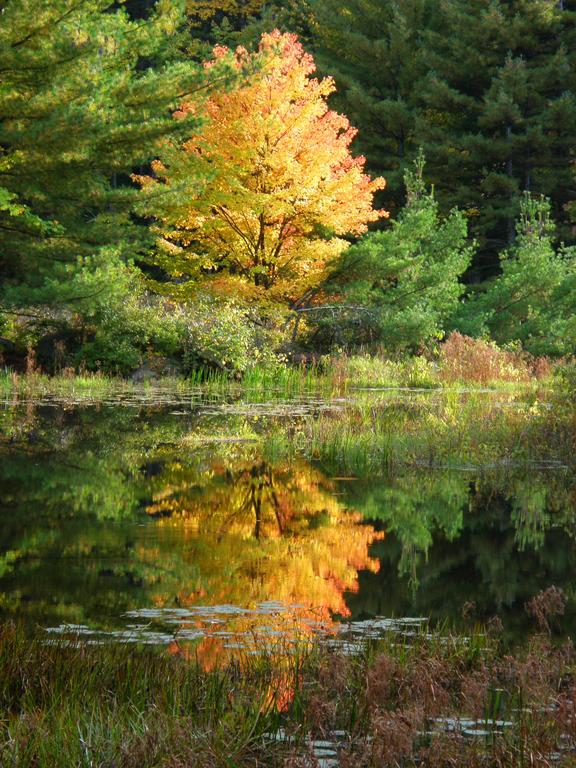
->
[0, 623, 293, 767]
[0, 366, 335, 402]
[1, 344, 560, 403]
[0, 370, 132, 399]
[316, 626, 576, 768]
[0, 370, 201, 403]
[278, 388, 573, 472]
[322, 345, 556, 392]
[1, 609, 575, 767]
[438, 333, 554, 385]
[3, 365, 570, 475]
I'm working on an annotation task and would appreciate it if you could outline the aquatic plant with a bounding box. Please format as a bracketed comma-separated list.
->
[0, 614, 574, 767]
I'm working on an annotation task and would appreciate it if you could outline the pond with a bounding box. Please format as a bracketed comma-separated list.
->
[1, 388, 574, 654]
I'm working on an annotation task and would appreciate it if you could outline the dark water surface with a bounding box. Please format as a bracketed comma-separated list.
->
[1, 391, 575, 649]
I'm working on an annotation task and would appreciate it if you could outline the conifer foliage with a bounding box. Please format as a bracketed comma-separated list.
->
[311, 0, 576, 263]
[455, 195, 576, 356]
[321, 156, 472, 351]
[0, 0, 211, 309]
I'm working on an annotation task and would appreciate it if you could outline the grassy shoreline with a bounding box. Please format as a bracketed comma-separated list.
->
[0, 355, 558, 400]
[1, 612, 574, 767]
[2, 362, 573, 475]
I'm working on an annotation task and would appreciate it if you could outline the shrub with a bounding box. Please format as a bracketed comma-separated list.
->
[178, 296, 282, 374]
[78, 294, 182, 375]
[439, 333, 535, 385]
[554, 361, 576, 400]
[80, 294, 282, 376]
[453, 195, 576, 357]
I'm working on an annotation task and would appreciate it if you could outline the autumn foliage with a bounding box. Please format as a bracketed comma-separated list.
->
[139, 31, 386, 301]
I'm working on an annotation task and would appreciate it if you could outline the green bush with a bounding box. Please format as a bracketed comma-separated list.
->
[312, 156, 472, 353]
[554, 361, 576, 402]
[79, 290, 281, 376]
[179, 297, 281, 374]
[78, 292, 181, 375]
[453, 195, 576, 357]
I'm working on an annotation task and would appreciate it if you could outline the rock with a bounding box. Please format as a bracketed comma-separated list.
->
[130, 355, 183, 383]
[130, 365, 159, 383]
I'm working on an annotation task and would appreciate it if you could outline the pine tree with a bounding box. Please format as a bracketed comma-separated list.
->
[316, 155, 472, 352]
[232, 0, 313, 48]
[183, 0, 265, 44]
[310, 0, 437, 217]
[184, 0, 312, 48]
[0, 0, 218, 312]
[310, 0, 576, 267]
[417, 0, 576, 265]
[454, 194, 576, 356]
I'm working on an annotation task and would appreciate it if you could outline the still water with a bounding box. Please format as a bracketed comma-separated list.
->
[1, 390, 575, 650]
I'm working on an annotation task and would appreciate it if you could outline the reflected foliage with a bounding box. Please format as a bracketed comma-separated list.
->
[144, 456, 383, 617]
[0, 399, 575, 643]
[342, 471, 576, 637]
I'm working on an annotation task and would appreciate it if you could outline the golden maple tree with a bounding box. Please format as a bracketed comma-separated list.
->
[138, 31, 386, 301]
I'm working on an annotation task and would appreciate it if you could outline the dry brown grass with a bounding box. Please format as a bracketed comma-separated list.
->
[1, 592, 575, 767]
[295, 600, 576, 768]
[439, 332, 553, 385]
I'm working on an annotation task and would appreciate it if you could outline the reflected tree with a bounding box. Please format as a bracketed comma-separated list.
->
[1, 402, 574, 644]
[143, 457, 384, 618]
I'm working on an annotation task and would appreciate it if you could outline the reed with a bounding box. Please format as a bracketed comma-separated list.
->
[0, 623, 292, 767]
[0, 347, 560, 402]
[1, 608, 574, 767]
[268, 386, 572, 473]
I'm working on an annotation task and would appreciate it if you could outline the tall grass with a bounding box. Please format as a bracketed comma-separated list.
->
[0, 370, 127, 399]
[438, 332, 554, 384]
[2, 336, 559, 402]
[0, 370, 199, 401]
[0, 623, 293, 767]
[269, 388, 572, 472]
[1, 607, 574, 767]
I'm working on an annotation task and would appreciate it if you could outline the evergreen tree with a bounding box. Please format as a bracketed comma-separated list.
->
[310, 0, 437, 217]
[310, 0, 576, 267]
[184, 0, 312, 48]
[233, 0, 313, 48]
[315, 156, 473, 352]
[419, 0, 576, 265]
[455, 194, 576, 356]
[183, 0, 264, 46]
[0, 0, 219, 314]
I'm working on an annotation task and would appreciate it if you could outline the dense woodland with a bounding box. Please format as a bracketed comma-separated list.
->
[2, 7, 576, 764]
[1, 0, 576, 376]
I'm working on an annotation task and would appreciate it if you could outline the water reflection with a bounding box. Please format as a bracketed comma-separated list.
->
[143, 458, 383, 617]
[0, 399, 574, 645]
[343, 472, 576, 635]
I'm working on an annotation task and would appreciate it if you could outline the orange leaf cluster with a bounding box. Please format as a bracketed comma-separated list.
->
[143, 31, 387, 300]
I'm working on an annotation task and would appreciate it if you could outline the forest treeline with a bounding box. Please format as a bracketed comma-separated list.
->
[1, 0, 575, 376]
